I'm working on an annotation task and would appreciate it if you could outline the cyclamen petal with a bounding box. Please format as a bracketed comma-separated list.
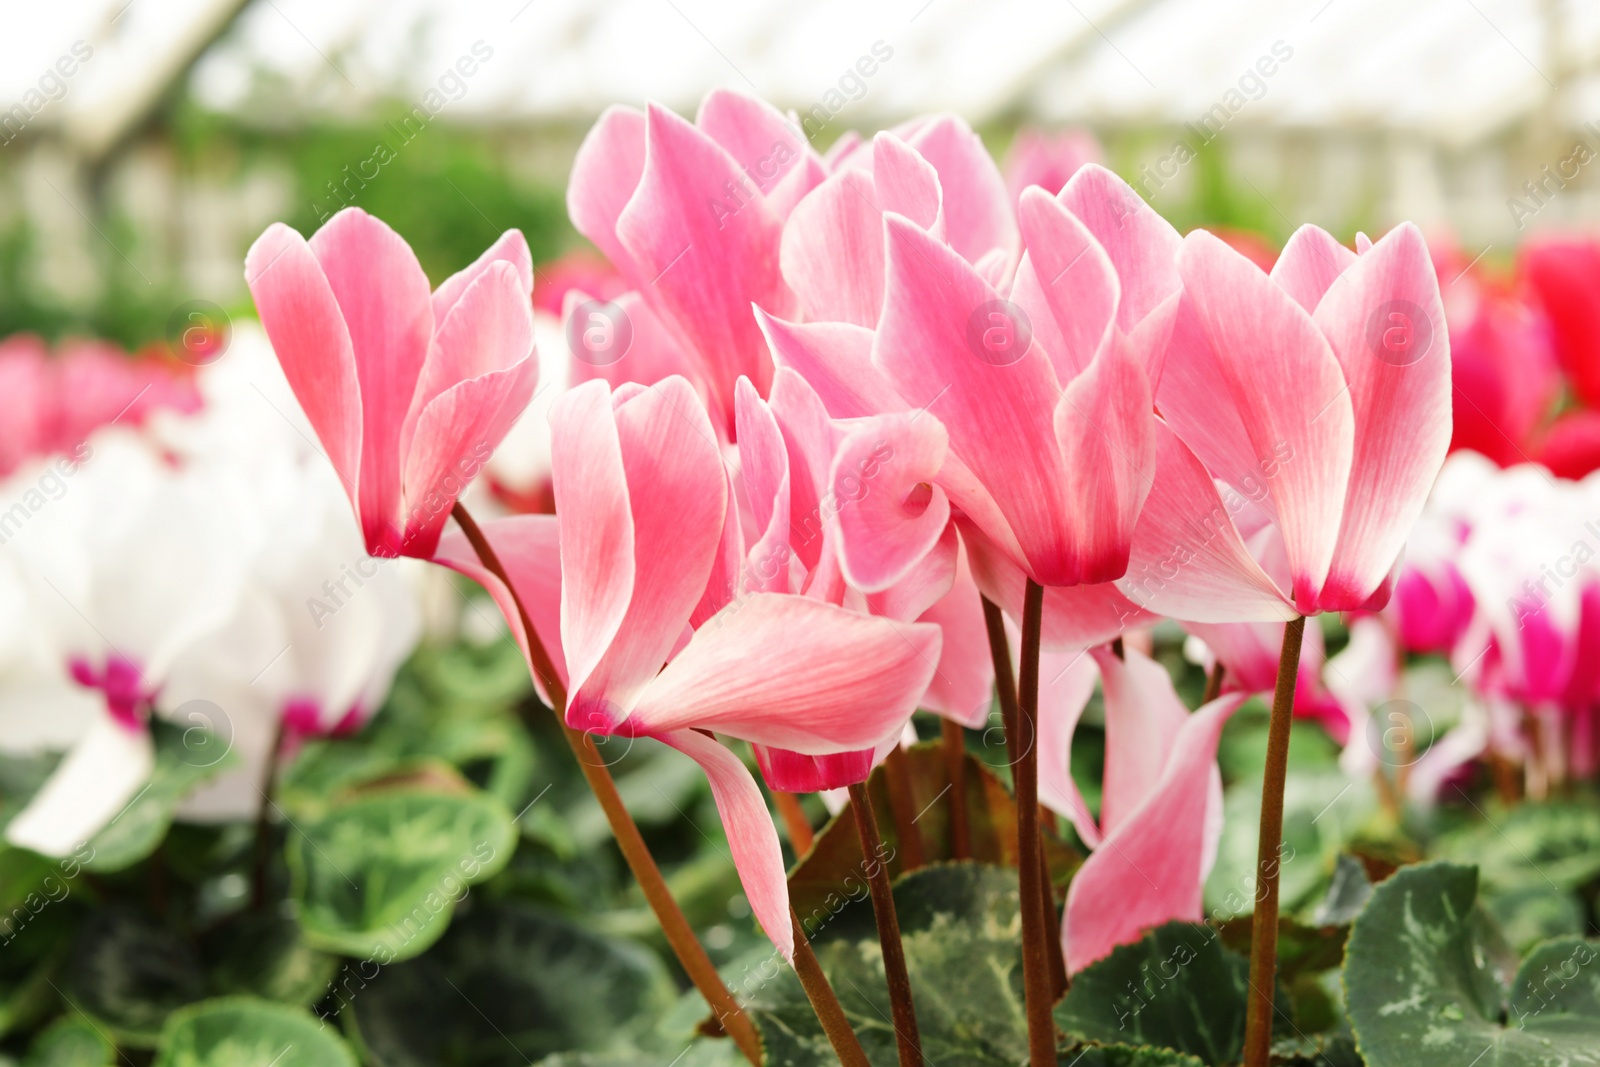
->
[1315, 223, 1452, 612]
[780, 168, 888, 328]
[830, 413, 951, 593]
[876, 214, 1077, 585]
[627, 594, 939, 754]
[244, 224, 363, 508]
[615, 103, 795, 424]
[563, 378, 728, 729]
[658, 729, 794, 960]
[1063, 691, 1244, 973]
[1168, 230, 1354, 611]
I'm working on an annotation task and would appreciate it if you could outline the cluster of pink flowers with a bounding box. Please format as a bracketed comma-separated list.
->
[0, 334, 200, 477]
[245, 89, 1451, 971]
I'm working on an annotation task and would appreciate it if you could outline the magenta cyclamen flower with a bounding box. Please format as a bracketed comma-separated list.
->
[246, 208, 537, 559]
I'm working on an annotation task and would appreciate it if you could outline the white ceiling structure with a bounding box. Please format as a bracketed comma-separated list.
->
[3, 0, 1598, 156]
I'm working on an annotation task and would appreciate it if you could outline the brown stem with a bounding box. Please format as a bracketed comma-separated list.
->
[1242, 615, 1306, 1067]
[1202, 662, 1226, 705]
[982, 597, 1067, 997]
[252, 716, 287, 910]
[847, 781, 923, 1067]
[789, 908, 871, 1067]
[942, 718, 971, 860]
[776, 791, 815, 855]
[450, 503, 761, 1065]
[882, 745, 926, 871]
[982, 597, 1021, 769]
[1038, 808, 1066, 998]
[1016, 579, 1055, 1065]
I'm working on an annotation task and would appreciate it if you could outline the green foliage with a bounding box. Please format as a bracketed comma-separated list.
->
[85, 722, 237, 873]
[748, 863, 1033, 1066]
[346, 903, 676, 1066]
[286, 784, 515, 962]
[1433, 798, 1600, 893]
[1055, 922, 1270, 1067]
[1344, 861, 1600, 1067]
[152, 997, 356, 1067]
[22, 1017, 114, 1067]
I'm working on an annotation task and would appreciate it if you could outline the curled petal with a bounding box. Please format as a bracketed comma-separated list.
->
[831, 414, 951, 593]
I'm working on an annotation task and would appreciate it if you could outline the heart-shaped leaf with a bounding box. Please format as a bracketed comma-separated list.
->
[65, 908, 206, 1046]
[344, 903, 676, 1066]
[201, 912, 338, 1007]
[1056, 922, 1286, 1067]
[24, 1016, 115, 1067]
[286, 787, 514, 961]
[1343, 860, 1600, 1067]
[153, 997, 356, 1067]
[749, 862, 1031, 1066]
[1433, 801, 1600, 893]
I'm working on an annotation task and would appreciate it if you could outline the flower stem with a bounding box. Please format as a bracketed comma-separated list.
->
[1242, 614, 1306, 1067]
[775, 791, 815, 855]
[847, 780, 923, 1067]
[450, 503, 761, 1065]
[942, 718, 970, 860]
[981, 596, 1067, 1010]
[252, 715, 287, 910]
[1037, 808, 1066, 998]
[1015, 579, 1055, 1065]
[1202, 662, 1227, 704]
[790, 908, 871, 1067]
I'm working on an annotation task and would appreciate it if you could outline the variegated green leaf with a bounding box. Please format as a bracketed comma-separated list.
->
[152, 997, 355, 1067]
[286, 788, 514, 961]
[1344, 861, 1600, 1067]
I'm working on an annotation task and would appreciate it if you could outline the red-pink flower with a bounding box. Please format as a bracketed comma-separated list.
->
[245, 208, 537, 559]
[726, 370, 994, 788]
[1521, 234, 1600, 410]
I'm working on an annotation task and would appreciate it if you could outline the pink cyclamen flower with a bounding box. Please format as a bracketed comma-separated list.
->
[567, 91, 824, 428]
[866, 164, 1182, 588]
[0, 335, 200, 477]
[1133, 222, 1452, 619]
[725, 370, 993, 788]
[245, 208, 537, 559]
[1035, 645, 1243, 972]
[1002, 127, 1102, 205]
[449, 376, 941, 957]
